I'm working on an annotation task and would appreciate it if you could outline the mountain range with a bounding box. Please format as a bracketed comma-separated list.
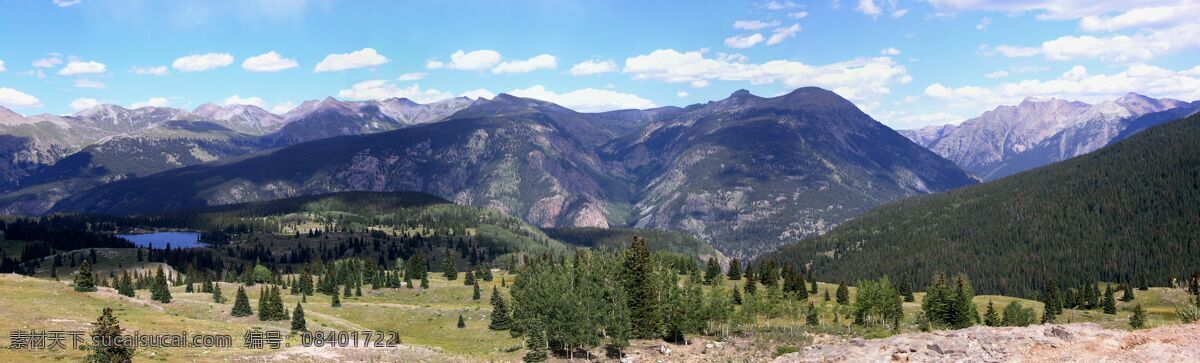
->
[901, 93, 1198, 180]
[38, 87, 976, 257]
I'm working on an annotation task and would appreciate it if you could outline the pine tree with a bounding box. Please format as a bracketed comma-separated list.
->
[704, 257, 721, 285]
[1130, 304, 1146, 329]
[731, 284, 743, 305]
[442, 249, 457, 280]
[489, 286, 512, 330]
[291, 303, 307, 331]
[231, 286, 253, 317]
[1121, 284, 1135, 302]
[85, 307, 134, 363]
[809, 276, 819, 295]
[522, 318, 548, 363]
[420, 273, 429, 289]
[984, 300, 999, 326]
[117, 272, 135, 297]
[212, 283, 225, 303]
[74, 259, 97, 292]
[806, 302, 819, 326]
[50, 264, 58, 280]
[472, 280, 482, 301]
[743, 272, 758, 295]
[824, 289, 831, 301]
[151, 266, 171, 303]
[331, 291, 341, 307]
[457, 314, 466, 329]
[1102, 285, 1117, 314]
[258, 287, 270, 321]
[623, 236, 660, 339]
[727, 258, 742, 280]
[835, 283, 849, 305]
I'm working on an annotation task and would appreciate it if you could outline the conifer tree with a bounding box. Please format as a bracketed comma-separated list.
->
[1121, 284, 1135, 302]
[50, 264, 58, 280]
[704, 257, 721, 285]
[420, 273, 429, 289]
[258, 287, 270, 321]
[731, 284, 743, 305]
[331, 290, 341, 307]
[1130, 304, 1146, 329]
[522, 318, 548, 363]
[1103, 285, 1117, 314]
[231, 286, 253, 317]
[212, 282, 225, 303]
[984, 300, 999, 326]
[85, 307, 134, 363]
[835, 283, 849, 305]
[810, 276, 819, 295]
[465, 270, 476, 285]
[442, 249, 457, 280]
[118, 272, 135, 297]
[151, 266, 171, 303]
[472, 280, 481, 301]
[824, 289, 831, 301]
[623, 236, 660, 339]
[74, 259, 97, 292]
[457, 314, 466, 329]
[743, 272, 758, 295]
[726, 258, 742, 280]
[291, 303, 306, 332]
[806, 302, 819, 326]
[489, 286, 512, 330]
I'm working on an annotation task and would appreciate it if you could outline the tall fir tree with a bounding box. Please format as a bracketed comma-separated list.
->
[1130, 304, 1146, 329]
[212, 282, 225, 303]
[457, 314, 466, 329]
[85, 307, 134, 363]
[472, 280, 482, 301]
[151, 266, 172, 303]
[704, 257, 721, 285]
[835, 283, 850, 305]
[522, 318, 548, 363]
[1121, 284, 1135, 302]
[726, 258, 742, 280]
[291, 303, 306, 331]
[1102, 285, 1117, 314]
[806, 302, 819, 326]
[623, 236, 660, 339]
[442, 249, 457, 280]
[984, 300, 1000, 326]
[231, 286, 253, 317]
[74, 259, 97, 292]
[488, 286, 512, 330]
[331, 290, 341, 307]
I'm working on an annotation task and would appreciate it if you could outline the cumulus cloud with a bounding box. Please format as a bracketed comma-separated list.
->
[130, 65, 168, 75]
[0, 88, 41, 108]
[733, 20, 780, 30]
[425, 49, 501, 71]
[53, 0, 81, 7]
[131, 97, 169, 109]
[767, 23, 801, 45]
[880, 47, 901, 55]
[221, 95, 265, 107]
[926, 0, 1183, 21]
[507, 85, 654, 112]
[984, 70, 1009, 79]
[677, 91, 689, 98]
[172, 53, 234, 72]
[337, 80, 455, 103]
[69, 97, 99, 111]
[32, 57, 62, 68]
[1079, 3, 1198, 32]
[725, 34, 765, 49]
[459, 89, 496, 100]
[73, 79, 105, 89]
[242, 51, 298, 72]
[492, 54, 558, 74]
[976, 17, 992, 30]
[622, 49, 909, 103]
[397, 72, 427, 81]
[857, 0, 882, 17]
[924, 64, 1200, 115]
[569, 60, 618, 76]
[58, 60, 106, 75]
[313, 48, 389, 72]
[271, 101, 295, 114]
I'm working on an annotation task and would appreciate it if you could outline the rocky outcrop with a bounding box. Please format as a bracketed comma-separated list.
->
[777, 323, 1200, 362]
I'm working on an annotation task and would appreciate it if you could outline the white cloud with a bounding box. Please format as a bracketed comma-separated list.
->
[242, 51, 298, 72]
[733, 20, 780, 30]
[130, 65, 168, 75]
[857, 0, 882, 17]
[767, 23, 801, 45]
[73, 79, 105, 89]
[492, 54, 558, 74]
[221, 95, 265, 107]
[397, 72, 427, 81]
[69, 97, 99, 111]
[763, 1, 798, 10]
[425, 49, 501, 71]
[725, 34, 765, 49]
[313, 48, 389, 72]
[337, 80, 455, 103]
[568, 60, 618, 76]
[58, 60, 106, 75]
[677, 91, 689, 98]
[926, 0, 1182, 20]
[690, 79, 710, 88]
[271, 101, 295, 114]
[19, 70, 46, 79]
[0, 88, 41, 108]
[508, 85, 654, 112]
[976, 17, 992, 30]
[0, 60, 4, 73]
[32, 57, 62, 68]
[1039, 24, 1200, 62]
[459, 89, 495, 100]
[923, 63, 1200, 115]
[1079, 3, 1198, 32]
[172, 53, 234, 72]
[891, 8, 909, 18]
[880, 47, 901, 55]
[623, 49, 909, 103]
[52, 0, 81, 7]
[982, 44, 1042, 58]
[788, 11, 809, 19]
[984, 70, 1009, 79]
[131, 97, 169, 109]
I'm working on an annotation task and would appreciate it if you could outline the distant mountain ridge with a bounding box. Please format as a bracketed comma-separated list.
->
[900, 93, 1195, 180]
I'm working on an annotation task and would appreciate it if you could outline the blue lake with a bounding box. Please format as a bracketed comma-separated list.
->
[117, 232, 204, 249]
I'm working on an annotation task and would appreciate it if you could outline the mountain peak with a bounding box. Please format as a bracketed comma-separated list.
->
[730, 89, 753, 98]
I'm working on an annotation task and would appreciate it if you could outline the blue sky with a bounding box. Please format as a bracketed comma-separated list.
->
[1, 0, 1198, 129]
